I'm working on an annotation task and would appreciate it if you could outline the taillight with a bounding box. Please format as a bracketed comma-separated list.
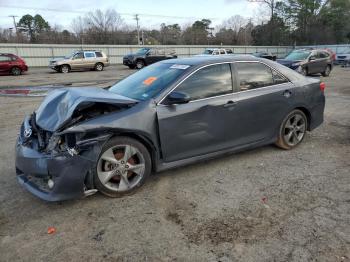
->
[320, 82, 326, 92]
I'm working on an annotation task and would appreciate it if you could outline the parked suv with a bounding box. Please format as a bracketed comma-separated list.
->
[335, 48, 350, 67]
[49, 50, 109, 73]
[123, 48, 177, 69]
[200, 48, 233, 55]
[0, 53, 28, 76]
[277, 49, 333, 76]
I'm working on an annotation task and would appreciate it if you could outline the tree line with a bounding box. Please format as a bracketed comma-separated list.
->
[0, 0, 349, 46]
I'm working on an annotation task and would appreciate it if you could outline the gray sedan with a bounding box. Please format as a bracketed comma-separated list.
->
[15, 56, 325, 201]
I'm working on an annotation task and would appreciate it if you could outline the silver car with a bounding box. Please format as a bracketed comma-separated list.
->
[49, 50, 110, 73]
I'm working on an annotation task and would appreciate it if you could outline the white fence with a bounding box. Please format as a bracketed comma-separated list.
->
[0, 43, 293, 67]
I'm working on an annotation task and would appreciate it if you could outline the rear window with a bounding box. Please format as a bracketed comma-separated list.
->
[235, 62, 274, 91]
[109, 63, 191, 101]
[95, 52, 103, 57]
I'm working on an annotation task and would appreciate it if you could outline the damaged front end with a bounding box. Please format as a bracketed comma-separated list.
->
[15, 87, 138, 201]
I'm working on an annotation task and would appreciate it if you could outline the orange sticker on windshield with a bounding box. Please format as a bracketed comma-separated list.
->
[143, 77, 157, 86]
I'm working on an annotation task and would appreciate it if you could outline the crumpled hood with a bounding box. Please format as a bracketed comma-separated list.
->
[35, 87, 137, 132]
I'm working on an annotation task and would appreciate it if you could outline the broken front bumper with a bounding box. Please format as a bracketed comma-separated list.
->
[15, 139, 94, 201]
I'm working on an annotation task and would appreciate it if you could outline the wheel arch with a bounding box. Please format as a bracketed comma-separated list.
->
[295, 106, 311, 131]
[60, 64, 71, 70]
[107, 131, 158, 171]
[136, 58, 146, 65]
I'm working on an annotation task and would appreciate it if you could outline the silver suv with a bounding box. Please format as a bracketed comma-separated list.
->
[49, 50, 110, 73]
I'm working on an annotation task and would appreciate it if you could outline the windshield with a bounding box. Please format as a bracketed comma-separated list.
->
[109, 63, 191, 101]
[203, 49, 214, 54]
[136, 48, 150, 55]
[285, 50, 311, 61]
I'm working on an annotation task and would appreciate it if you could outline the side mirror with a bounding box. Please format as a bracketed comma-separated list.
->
[309, 56, 316, 61]
[165, 91, 190, 105]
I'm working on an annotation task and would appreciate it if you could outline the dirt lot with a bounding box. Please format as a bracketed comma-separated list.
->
[0, 66, 349, 262]
[0, 65, 131, 88]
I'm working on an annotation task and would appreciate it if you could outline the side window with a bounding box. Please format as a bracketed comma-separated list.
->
[319, 52, 329, 58]
[149, 49, 157, 56]
[213, 50, 219, 55]
[220, 49, 226, 54]
[74, 52, 84, 59]
[85, 52, 95, 58]
[226, 49, 233, 54]
[174, 63, 233, 101]
[95, 52, 103, 57]
[0, 55, 10, 62]
[235, 62, 274, 91]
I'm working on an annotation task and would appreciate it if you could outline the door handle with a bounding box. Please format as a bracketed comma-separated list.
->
[283, 90, 292, 98]
[223, 100, 237, 108]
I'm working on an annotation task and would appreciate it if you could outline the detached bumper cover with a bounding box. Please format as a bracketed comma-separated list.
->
[15, 141, 94, 201]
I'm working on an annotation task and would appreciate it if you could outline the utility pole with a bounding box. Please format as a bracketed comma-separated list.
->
[134, 14, 140, 45]
[9, 15, 18, 32]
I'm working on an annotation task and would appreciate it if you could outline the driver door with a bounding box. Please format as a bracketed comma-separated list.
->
[156, 63, 238, 162]
[70, 52, 85, 69]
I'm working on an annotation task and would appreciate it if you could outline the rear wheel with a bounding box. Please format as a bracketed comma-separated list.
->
[322, 65, 331, 77]
[136, 60, 145, 69]
[60, 64, 70, 73]
[94, 137, 151, 197]
[11, 67, 21, 76]
[276, 110, 307, 150]
[95, 62, 104, 71]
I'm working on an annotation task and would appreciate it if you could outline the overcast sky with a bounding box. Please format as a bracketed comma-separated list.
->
[0, 0, 262, 31]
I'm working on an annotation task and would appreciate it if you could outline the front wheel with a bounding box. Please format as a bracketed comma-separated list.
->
[60, 64, 70, 73]
[322, 65, 331, 77]
[136, 60, 145, 69]
[94, 137, 151, 197]
[276, 109, 308, 150]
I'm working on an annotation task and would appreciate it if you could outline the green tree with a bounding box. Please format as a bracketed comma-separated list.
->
[17, 14, 50, 42]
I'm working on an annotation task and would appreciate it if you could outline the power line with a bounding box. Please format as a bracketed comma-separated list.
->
[0, 4, 220, 20]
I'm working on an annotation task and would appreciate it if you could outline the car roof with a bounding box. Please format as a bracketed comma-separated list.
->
[160, 54, 260, 66]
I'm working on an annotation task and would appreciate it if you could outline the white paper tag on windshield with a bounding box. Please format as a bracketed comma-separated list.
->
[170, 64, 190, 70]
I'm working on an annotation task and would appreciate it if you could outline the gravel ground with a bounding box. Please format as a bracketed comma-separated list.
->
[0, 65, 131, 88]
[0, 66, 349, 262]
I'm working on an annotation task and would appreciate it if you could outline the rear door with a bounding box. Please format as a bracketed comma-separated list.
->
[157, 63, 238, 162]
[84, 52, 96, 68]
[0, 55, 11, 73]
[230, 62, 296, 144]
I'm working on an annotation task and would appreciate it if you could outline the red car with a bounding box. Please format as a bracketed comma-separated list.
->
[0, 53, 28, 76]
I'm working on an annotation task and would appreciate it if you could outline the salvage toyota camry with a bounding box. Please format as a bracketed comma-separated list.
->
[15, 55, 325, 201]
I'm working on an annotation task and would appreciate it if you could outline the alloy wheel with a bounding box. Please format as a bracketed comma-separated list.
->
[283, 113, 306, 147]
[97, 144, 146, 192]
[95, 63, 103, 71]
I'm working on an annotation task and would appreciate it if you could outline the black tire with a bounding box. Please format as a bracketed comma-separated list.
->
[60, 64, 70, 73]
[321, 65, 331, 77]
[95, 62, 104, 71]
[136, 60, 145, 69]
[275, 109, 308, 150]
[128, 65, 136, 69]
[11, 67, 21, 76]
[94, 136, 152, 198]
